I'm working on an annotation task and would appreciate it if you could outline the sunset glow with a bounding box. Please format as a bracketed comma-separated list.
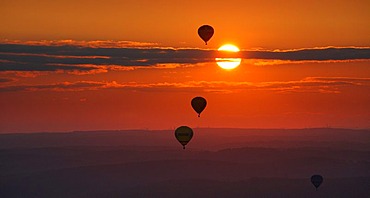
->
[218, 44, 240, 52]
[0, 0, 369, 132]
[1, 1, 369, 197]
[216, 44, 241, 70]
[215, 58, 242, 70]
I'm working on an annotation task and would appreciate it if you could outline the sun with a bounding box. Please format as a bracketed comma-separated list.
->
[216, 44, 241, 70]
[218, 44, 240, 52]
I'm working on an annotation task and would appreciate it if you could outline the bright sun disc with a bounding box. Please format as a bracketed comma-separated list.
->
[218, 44, 240, 52]
[216, 44, 241, 70]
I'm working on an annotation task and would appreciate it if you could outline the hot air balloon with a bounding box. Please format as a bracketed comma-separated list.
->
[191, 97, 207, 117]
[311, 175, 323, 190]
[175, 126, 193, 149]
[198, 25, 214, 45]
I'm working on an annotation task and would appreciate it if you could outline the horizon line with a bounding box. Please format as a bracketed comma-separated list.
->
[1, 127, 369, 135]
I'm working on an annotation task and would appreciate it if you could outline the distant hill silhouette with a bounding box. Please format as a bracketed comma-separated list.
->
[0, 128, 369, 197]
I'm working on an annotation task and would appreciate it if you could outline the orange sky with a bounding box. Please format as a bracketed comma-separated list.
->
[1, 0, 369, 48]
[0, 1, 369, 132]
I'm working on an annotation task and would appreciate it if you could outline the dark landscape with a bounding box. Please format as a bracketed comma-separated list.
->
[0, 128, 369, 198]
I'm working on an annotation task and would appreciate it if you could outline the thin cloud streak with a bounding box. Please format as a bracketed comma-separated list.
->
[0, 40, 159, 48]
[0, 77, 14, 83]
[242, 48, 370, 60]
[1, 77, 369, 93]
[243, 59, 370, 66]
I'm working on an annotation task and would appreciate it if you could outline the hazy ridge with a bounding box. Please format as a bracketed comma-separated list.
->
[1, 128, 369, 197]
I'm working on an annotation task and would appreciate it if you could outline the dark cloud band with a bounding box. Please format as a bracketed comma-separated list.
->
[1, 43, 369, 73]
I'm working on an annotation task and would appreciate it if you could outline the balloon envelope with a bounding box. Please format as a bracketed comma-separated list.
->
[191, 97, 207, 117]
[198, 25, 214, 45]
[175, 126, 193, 149]
[311, 175, 323, 190]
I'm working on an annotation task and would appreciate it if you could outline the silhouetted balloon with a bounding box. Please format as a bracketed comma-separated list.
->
[198, 25, 214, 45]
[191, 97, 207, 117]
[311, 175, 323, 190]
[175, 126, 193, 149]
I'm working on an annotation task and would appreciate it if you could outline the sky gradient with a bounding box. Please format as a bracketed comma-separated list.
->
[1, 0, 369, 132]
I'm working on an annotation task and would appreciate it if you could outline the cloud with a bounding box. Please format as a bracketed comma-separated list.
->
[259, 77, 369, 94]
[0, 40, 369, 74]
[1, 71, 58, 78]
[0, 81, 118, 92]
[1, 77, 369, 93]
[243, 59, 368, 66]
[241, 47, 370, 61]
[0, 39, 159, 48]
[0, 77, 14, 83]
